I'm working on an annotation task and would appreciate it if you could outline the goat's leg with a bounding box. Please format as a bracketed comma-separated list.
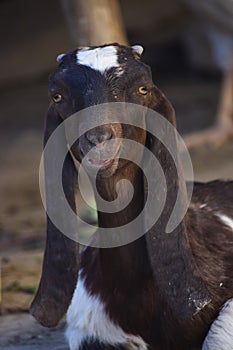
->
[202, 299, 233, 350]
[184, 69, 233, 149]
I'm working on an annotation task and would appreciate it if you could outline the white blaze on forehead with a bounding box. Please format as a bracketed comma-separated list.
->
[76, 46, 120, 73]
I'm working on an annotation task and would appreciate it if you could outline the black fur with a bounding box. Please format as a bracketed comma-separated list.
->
[31, 44, 233, 349]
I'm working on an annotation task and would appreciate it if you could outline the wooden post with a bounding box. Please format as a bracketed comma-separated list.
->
[60, 0, 128, 46]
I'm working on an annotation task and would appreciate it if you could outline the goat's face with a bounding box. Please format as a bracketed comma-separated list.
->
[48, 43, 160, 177]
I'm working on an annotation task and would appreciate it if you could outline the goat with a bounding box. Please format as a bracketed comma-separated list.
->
[30, 43, 233, 350]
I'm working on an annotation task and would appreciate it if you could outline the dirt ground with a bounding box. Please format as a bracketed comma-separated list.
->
[0, 76, 232, 349]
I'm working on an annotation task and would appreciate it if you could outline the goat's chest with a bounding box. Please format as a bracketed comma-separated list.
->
[66, 274, 148, 350]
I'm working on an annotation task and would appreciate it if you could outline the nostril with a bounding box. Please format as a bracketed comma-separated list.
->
[85, 132, 95, 144]
[98, 130, 112, 143]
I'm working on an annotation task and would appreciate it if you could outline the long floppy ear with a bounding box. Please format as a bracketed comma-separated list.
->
[30, 104, 79, 327]
[144, 86, 211, 319]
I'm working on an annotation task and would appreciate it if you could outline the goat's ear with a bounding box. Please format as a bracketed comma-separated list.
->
[144, 86, 211, 320]
[30, 104, 79, 327]
[147, 85, 176, 126]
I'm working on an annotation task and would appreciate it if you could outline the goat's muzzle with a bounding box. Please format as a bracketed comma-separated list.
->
[74, 123, 122, 177]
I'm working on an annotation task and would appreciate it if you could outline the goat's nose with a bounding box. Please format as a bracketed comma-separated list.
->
[85, 128, 113, 145]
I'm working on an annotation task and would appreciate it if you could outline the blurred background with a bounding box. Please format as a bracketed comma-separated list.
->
[0, 0, 232, 348]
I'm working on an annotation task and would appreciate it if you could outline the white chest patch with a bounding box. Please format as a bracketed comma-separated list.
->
[202, 299, 233, 350]
[66, 272, 148, 350]
[216, 213, 233, 231]
[76, 46, 121, 74]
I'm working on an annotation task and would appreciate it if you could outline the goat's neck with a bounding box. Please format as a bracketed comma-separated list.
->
[93, 162, 148, 282]
[96, 162, 143, 227]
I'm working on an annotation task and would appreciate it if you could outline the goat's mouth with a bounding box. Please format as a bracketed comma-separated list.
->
[86, 158, 114, 167]
[80, 144, 121, 176]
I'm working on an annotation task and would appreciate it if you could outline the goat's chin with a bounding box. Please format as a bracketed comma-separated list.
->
[82, 157, 120, 178]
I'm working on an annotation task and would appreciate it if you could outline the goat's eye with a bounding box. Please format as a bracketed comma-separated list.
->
[138, 86, 148, 95]
[52, 94, 62, 103]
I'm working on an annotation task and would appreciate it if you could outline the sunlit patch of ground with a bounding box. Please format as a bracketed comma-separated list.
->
[1, 252, 42, 314]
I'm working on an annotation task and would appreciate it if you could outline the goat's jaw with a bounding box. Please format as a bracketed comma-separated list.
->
[83, 157, 120, 178]
[81, 144, 121, 177]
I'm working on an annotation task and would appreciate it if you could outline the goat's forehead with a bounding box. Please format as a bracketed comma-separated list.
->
[76, 46, 119, 74]
[56, 44, 144, 76]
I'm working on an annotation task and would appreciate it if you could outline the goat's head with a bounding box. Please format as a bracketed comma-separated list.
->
[47, 43, 174, 177]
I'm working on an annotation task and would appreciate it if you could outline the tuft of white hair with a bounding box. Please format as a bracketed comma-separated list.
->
[76, 46, 120, 74]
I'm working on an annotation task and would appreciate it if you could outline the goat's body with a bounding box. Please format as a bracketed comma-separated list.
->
[31, 44, 233, 350]
[66, 180, 233, 350]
